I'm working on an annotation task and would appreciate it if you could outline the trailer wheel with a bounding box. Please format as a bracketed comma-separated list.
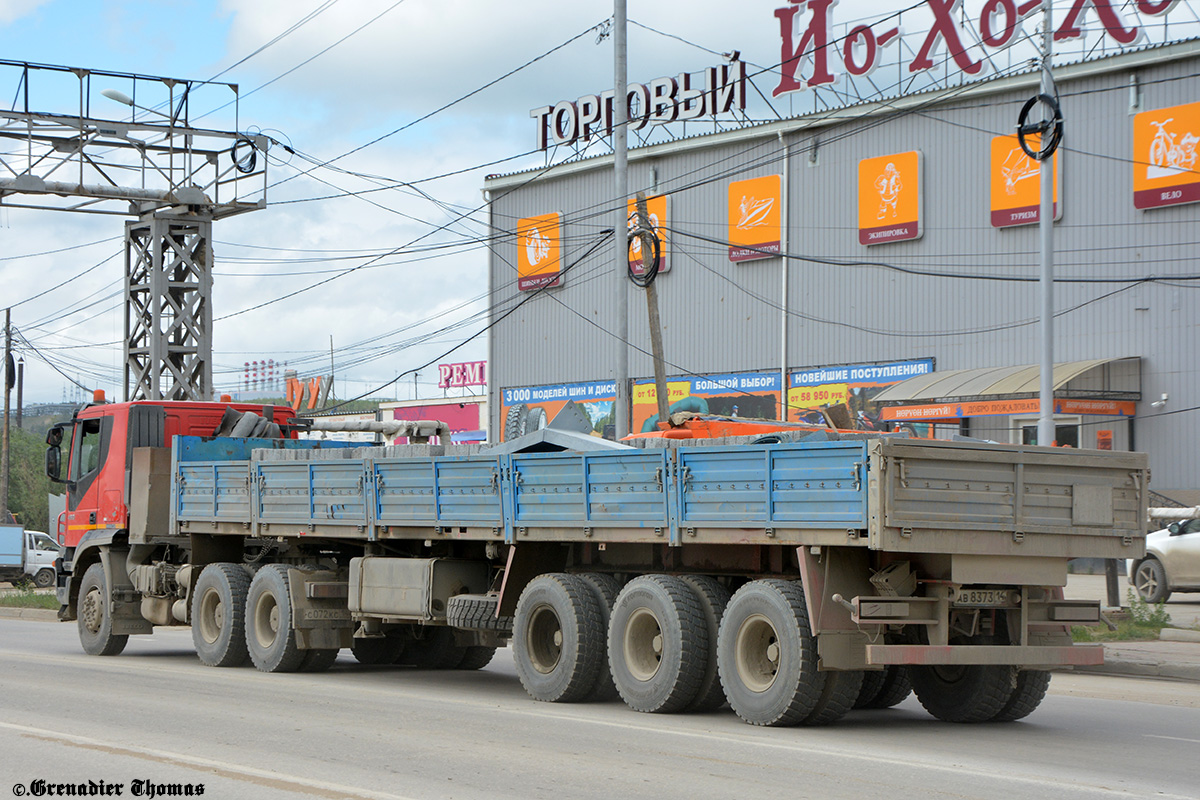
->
[855, 665, 912, 710]
[578, 572, 623, 701]
[717, 579, 823, 727]
[513, 573, 605, 703]
[679, 575, 731, 712]
[455, 646, 497, 670]
[298, 648, 339, 673]
[34, 568, 55, 589]
[608, 575, 707, 713]
[77, 563, 128, 657]
[351, 636, 404, 665]
[993, 669, 1051, 722]
[910, 663, 1014, 723]
[245, 565, 305, 673]
[804, 670, 863, 726]
[192, 563, 251, 667]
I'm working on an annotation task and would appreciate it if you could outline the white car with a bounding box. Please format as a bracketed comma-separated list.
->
[1128, 519, 1200, 603]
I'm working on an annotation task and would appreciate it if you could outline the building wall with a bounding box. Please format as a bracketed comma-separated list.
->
[486, 43, 1200, 492]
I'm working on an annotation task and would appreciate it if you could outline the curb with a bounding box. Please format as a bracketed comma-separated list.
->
[1160, 627, 1200, 644]
[0, 607, 60, 622]
[1073, 659, 1200, 682]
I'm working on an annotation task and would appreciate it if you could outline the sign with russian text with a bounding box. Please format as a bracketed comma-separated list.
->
[858, 151, 922, 245]
[881, 398, 1137, 421]
[531, 62, 746, 151]
[728, 175, 783, 262]
[772, 0, 1183, 97]
[517, 212, 563, 291]
[1134, 101, 1200, 209]
[990, 134, 1060, 227]
[500, 381, 617, 442]
[633, 372, 783, 433]
[627, 194, 670, 275]
[437, 361, 486, 389]
[788, 359, 935, 427]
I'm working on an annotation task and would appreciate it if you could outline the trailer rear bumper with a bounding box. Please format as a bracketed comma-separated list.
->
[865, 644, 1104, 667]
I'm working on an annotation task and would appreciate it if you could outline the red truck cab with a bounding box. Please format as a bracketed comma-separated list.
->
[47, 399, 298, 550]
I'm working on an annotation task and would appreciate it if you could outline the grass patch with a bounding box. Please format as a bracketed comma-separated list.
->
[0, 586, 60, 610]
[1073, 590, 1171, 642]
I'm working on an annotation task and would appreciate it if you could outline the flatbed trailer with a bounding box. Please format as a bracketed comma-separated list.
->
[49, 400, 1149, 726]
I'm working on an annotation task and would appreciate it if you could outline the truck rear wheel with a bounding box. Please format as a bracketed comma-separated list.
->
[608, 575, 707, 714]
[298, 648, 339, 672]
[679, 575, 731, 712]
[855, 665, 912, 710]
[351, 636, 404, 665]
[513, 573, 605, 703]
[192, 563, 251, 667]
[717, 579, 823, 727]
[993, 669, 1051, 722]
[245, 565, 305, 673]
[455, 646, 497, 670]
[803, 670, 863, 726]
[77, 563, 128, 657]
[910, 663, 1014, 723]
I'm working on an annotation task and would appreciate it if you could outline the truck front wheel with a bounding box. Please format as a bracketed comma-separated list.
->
[245, 565, 305, 673]
[192, 563, 251, 667]
[77, 563, 128, 657]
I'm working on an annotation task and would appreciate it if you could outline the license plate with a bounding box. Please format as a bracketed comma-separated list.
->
[954, 588, 1012, 607]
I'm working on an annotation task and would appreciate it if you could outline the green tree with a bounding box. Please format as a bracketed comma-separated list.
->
[4, 427, 56, 531]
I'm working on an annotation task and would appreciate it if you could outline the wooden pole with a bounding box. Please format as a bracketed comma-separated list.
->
[636, 193, 671, 429]
[1, 308, 11, 522]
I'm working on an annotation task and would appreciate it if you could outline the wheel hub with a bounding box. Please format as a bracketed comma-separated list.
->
[624, 607, 664, 682]
[735, 613, 781, 693]
[81, 588, 102, 633]
[527, 604, 563, 675]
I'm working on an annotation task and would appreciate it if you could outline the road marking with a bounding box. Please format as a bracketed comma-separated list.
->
[0, 721, 421, 800]
[1145, 734, 1200, 744]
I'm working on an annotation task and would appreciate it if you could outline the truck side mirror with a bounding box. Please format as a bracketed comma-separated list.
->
[45, 445, 64, 483]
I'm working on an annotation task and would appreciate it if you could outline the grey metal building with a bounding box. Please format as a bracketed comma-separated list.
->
[486, 40, 1200, 501]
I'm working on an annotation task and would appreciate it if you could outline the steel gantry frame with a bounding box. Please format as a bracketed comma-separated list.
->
[0, 60, 267, 401]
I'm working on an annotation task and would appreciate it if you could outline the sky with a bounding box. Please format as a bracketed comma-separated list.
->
[0, 0, 1191, 405]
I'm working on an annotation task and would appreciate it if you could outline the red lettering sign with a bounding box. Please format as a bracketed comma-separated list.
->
[910, 0, 982, 75]
[437, 361, 487, 389]
[1055, 0, 1140, 44]
[773, 0, 837, 97]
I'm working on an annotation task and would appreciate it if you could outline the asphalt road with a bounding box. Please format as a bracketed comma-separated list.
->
[2, 619, 1198, 800]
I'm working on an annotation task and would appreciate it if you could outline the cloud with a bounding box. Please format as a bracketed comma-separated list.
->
[0, 0, 49, 25]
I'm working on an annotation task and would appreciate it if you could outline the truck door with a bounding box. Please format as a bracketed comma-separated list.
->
[66, 416, 113, 540]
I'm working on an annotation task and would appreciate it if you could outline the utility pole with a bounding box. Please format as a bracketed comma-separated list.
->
[613, 0, 630, 439]
[1037, 2, 1056, 449]
[1, 308, 11, 522]
[635, 193, 670, 428]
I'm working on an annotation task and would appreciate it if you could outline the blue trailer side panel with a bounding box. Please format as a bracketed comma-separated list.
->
[678, 442, 868, 529]
[510, 451, 670, 528]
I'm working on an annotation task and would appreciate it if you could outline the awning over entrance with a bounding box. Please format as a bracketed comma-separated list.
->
[874, 357, 1140, 421]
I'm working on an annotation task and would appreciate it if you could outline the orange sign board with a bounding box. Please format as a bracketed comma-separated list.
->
[627, 194, 670, 275]
[881, 398, 1137, 421]
[858, 151, 922, 245]
[516, 212, 563, 291]
[990, 135, 1060, 227]
[727, 175, 782, 262]
[1096, 430, 1114, 450]
[1134, 101, 1200, 209]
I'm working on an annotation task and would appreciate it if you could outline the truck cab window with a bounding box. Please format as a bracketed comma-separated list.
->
[71, 419, 104, 481]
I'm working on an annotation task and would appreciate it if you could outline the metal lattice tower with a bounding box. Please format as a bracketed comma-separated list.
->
[124, 215, 214, 401]
[0, 61, 267, 401]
